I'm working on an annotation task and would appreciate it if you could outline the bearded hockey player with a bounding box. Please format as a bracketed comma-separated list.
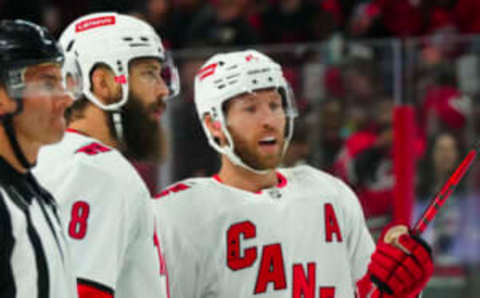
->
[33, 12, 179, 298]
[154, 49, 433, 298]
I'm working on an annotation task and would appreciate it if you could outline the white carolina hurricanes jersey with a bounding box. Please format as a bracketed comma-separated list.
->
[154, 165, 375, 298]
[33, 130, 168, 298]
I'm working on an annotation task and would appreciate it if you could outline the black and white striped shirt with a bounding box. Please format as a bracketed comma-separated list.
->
[0, 157, 77, 298]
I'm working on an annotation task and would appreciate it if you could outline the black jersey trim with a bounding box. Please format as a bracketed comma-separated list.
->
[24, 209, 50, 298]
[36, 198, 64, 261]
[26, 175, 64, 258]
[0, 191, 16, 297]
[78, 278, 115, 295]
[4, 184, 50, 298]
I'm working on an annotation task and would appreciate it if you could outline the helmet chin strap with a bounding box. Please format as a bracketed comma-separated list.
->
[110, 111, 124, 143]
[221, 128, 272, 175]
[2, 112, 34, 170]
[84, 83, 127, 145]
[225, 147, 272, 175]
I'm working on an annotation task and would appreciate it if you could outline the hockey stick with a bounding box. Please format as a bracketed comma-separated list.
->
[411, 141, 480, 236]
[373, 142, 480, 295]
[385, 141, 480, 243]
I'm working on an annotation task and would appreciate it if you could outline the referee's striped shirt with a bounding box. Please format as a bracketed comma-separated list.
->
[0, 157, 77, 298]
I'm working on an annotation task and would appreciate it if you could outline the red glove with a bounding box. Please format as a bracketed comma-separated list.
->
[357, 232, 433, 298]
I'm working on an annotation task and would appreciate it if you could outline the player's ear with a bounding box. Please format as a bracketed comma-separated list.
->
[90, 66, 119, 105]
[204, 114, 225, 144]
[0, 83, 17, 116]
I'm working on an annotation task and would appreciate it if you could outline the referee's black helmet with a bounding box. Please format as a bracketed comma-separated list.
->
[0, 20, 65, 169]
[0, 19, 64, 108]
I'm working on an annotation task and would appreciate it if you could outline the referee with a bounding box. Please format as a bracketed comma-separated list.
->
[0, 20, 77, 298]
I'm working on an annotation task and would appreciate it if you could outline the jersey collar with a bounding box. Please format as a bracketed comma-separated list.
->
[212, 171, 287, 194]
[0, 156, 43, 205]
[66, 128, 89, 136]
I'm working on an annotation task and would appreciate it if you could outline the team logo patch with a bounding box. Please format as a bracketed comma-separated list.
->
[75, 142, 111, 155]
[197, 63, 217, 80]
[246, 54, 259, 62]
[75, 16, 116, 33]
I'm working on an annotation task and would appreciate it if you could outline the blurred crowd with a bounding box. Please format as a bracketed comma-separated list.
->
[3, 1, 480, 297]
[168, 26, 480, 298]
[2, 0, 480, 49]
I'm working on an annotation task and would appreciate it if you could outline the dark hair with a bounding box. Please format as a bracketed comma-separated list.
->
[0, 19, 63, 101]
[416, 131, 466, 199]
[65, 96, 89, 123]
[65, 63, 112, 123]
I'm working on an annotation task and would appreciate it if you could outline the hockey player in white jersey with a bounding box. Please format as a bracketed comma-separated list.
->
[154, 49, 433, 298]
[33, 12, 179, 298]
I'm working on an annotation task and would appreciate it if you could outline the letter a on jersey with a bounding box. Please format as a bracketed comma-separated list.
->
[324, 203, 342, 242]
[254, 244, 287, 294]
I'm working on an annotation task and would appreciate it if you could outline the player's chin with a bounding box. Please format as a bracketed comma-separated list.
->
[48, 130, 66, 144]
[255, 155, 282, 170]
[45, 122, 67, 144]
[259, 145, 282, 158]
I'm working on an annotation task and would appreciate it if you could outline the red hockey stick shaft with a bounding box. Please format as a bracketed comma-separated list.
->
[412, 143, 479, 236]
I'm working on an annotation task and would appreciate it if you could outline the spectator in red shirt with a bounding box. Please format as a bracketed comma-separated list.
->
[334, 98, 425, 238]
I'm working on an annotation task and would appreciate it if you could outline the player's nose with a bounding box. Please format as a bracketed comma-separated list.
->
[259, 106, 278, 127]
[156, 78, 170, 102]
[55, 90, 74, 109]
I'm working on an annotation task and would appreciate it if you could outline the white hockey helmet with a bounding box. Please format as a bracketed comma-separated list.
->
[59, 12, 180, 110]
[194, 49, 298, 173]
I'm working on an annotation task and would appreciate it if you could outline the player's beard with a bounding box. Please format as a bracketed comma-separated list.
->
[115, 91, 166, 163]
[229, 127, 285, 171]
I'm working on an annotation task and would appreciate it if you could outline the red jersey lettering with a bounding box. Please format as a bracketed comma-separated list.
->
[224, 218, 340, 296]
[254, 244, 286, 294]
[68, 201, 90, 239]
[319, 287, 336, 298]
[292, 263, 316, 298]
[324, 203, 343, 242]
[227, 221, 257, 270]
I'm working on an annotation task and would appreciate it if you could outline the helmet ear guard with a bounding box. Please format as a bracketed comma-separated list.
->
[202, 114, 223, 146]
[194, 50, 298, 174]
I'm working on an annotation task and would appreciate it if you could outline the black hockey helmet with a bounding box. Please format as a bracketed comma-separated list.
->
[0, 19, 64, 108]
[0, 20, 65, 170]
